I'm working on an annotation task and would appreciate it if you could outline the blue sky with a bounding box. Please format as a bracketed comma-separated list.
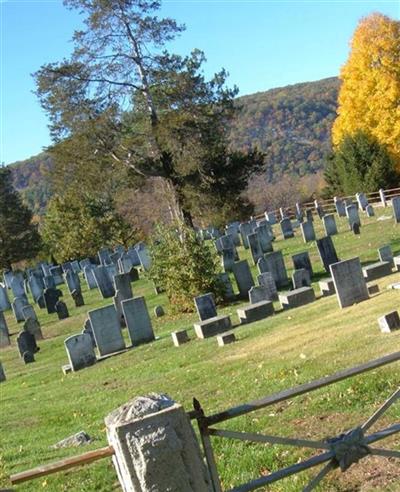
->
[1, 0, 399, 164]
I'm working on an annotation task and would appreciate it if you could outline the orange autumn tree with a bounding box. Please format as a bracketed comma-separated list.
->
[332, 13, 400, 171]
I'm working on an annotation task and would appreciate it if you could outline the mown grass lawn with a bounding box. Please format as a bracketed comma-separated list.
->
[1, 208, 399, 491]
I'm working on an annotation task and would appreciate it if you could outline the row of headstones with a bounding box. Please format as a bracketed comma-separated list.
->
[64, 295, 155, 372]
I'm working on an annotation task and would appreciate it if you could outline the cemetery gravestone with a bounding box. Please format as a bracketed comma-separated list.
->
[264, 251, 289, 288]
[392, 196, 400, 223]
[82, 318, 96, 347]
[44, 275, 56, 289]
[94, 266, 115, 299]
[0, 284, 11, 311]
[292, 269, 311, 289]
[65, 270, 81, 295]
[322, 214, 338, 236]
[257, 272, 278, 301]
[44, 288, 63, 314]
[23, 351, 35, 364]
[292, 252, 313, 278]
[194, 293, 217, 321]
[366, 205, 375, 217]
[56, 301, 69, 320]
[248, 286, 269, 304]
[300, 221, 315, 243]
[49, 266, 64, 285]
[316, 236, 339, 273]
[255, 224, 273, 253]
[0, 311, 10, 347]
[248, 233, 263, 265]
[346, 204, 361, 230]
[239, 222, 252, 249]
[232, 260, 255, 299]
[221, 248, 235, 272]
[72, 289, 85, 307]
[11, 277, 25, 298]
[0, 362, 5, 382]
[122, 297, 155, 345]
[22, 305, 38, 322]
[84, 266, 98, 290]
[12, 297, 29, 323]
[65, 334, 97, 371]
[356, 192, 368, 211]
[334, 197, 346, 217]
[17, 330, 39, 357]
[265, 211, 277, 225]
[330, 258, 369, 309]
[89, 305, 126, 356]
[280, 218, 294, 239]
[218, 273, 236, 302]
[378, 245, 393, 267]
[24, 318, 43, 340]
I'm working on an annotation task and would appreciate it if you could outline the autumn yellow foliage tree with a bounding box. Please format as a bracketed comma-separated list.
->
[332, 13, 400, 170]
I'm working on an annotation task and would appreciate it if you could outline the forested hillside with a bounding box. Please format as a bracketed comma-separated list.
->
[8, 77, 339, 213]
[10, 152, 53, 214]
[230, 77, 339, 179]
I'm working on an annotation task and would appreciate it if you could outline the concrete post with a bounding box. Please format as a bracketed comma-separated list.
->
[379, 188, 387, 207]
[105, 394, 212, 492]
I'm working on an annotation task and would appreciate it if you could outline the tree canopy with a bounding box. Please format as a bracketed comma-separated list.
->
[332, 13, 400, 169]
[324, 131, 398, 196]
[35, 0, 263, 226]
[0, 167, 42, 270]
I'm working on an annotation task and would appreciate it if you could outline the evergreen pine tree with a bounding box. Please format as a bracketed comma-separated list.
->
[0, 167, 42, 270]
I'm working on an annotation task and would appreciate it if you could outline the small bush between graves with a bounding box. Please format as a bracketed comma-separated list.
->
[148, 223, 224, 312]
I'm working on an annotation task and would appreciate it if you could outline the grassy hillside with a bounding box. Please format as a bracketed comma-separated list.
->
[7, 77, 339, 214]
[1, 208, 399, 491]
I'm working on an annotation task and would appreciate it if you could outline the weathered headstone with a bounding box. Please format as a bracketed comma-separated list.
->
[94, 266, 115, 298]
[392, 196, 400, 223]
[24, 318, 43, 340]
[122, 297, 155, 345]
[300, 221, 315, 243]
[257, 272, 278, 301]
[265, 211, 277, 225]
[292, 269, 311, 289]
[280, 218, 294, 239]
[49, 266, 64, 285]
[89, 305, 126, 356]
[378, 311, 400, 333]
[154, 306, 164, 317]
[44, 288, 63, 314]
[248, 232, 263, 265]
[334, 197, 346, 217]
[136, 244, 151, 271]
[72, 289, 85, 307]
[43, 275, 56, 289]
[0, 311, 10, 347]
[118, 254, 133, 274]
[17, 330, 39, 357]
[28, 275, 43, 303]
[221, 248, 235, 272]
[232, 260, 255, 299]
[0, 283, 11, 311]
[365, 205, 375, 217]
[264, 251, 289, 288]
[378, 245, 393, 267]
[217, 272, 235, 302]
[56, 300, 69, 320]
[255, 224, 273, 253]
[346, 204, 361, 230]
[322, 214, 337, 236]
[84, 266, 97, 290]
[292, 252, 313, 277]
[239, 222, 252, 249]
[12, 297, 29, 323]
[65, 270, 81, 294]
[194, 293, 217, 321]
[356, 192, 368, 211]
[98, 248, 112, 266]
[11, 276, 25, 298]
[248, 286, 269, 304]
[171, 330, 190, 346]
[0, 362, 5, 382]
[316, 236, 339, 273]
[330, 258, 369, 309]
[22, 304, 38, 322]
[23, 351, 35, 364]
[65, 333, 97, 371]
[352, 222, 361, 235]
